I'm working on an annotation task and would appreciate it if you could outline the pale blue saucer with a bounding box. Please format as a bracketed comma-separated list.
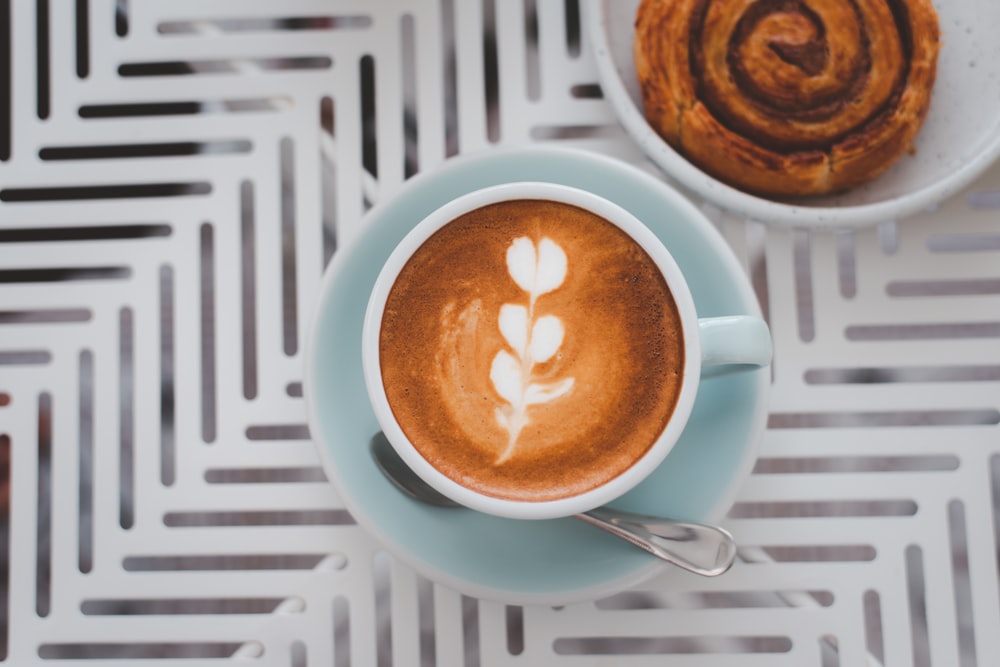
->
[305, 146, 769, 605]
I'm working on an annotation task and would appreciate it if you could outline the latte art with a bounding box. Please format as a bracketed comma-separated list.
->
[491, 237, 574, 463]
[378, 199, 684, 502]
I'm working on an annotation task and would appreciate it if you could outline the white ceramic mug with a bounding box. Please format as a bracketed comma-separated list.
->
[362, 182, 771, 520]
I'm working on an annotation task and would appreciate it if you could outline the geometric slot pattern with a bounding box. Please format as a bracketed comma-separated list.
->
[0, 0, 998, 665]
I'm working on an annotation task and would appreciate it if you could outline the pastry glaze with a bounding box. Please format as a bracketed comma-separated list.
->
[634, 0, 941, 197]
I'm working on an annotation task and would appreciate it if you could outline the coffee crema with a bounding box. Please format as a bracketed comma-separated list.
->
[378, 199, 684, 502]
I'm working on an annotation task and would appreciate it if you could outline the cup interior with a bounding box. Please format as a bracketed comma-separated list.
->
[362, 182, 704, 520]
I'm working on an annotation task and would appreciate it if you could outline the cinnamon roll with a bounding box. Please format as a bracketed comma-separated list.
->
[634, 0, 941, 197]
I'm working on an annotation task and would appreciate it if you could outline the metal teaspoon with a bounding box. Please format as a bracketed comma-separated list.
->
[369, 432, 737, 577]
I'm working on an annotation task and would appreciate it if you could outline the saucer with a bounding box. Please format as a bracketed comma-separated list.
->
[305, 146, 769, 605]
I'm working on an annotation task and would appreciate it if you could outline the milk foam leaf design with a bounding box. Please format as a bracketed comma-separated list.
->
[525, 378, 574, 406]
[506, 237, 568, 299]
[489, 350, 523, 407]
[529, 315, 564, 363]
[498, 304, 528, 358]
[492, 236, 575, 464]
[535, 238, 568, 296]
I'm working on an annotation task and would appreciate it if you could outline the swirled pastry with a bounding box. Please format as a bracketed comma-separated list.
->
[634, 0, 941, 197]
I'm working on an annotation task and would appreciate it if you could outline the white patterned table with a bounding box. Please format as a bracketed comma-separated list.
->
[0, 1, 998, 665]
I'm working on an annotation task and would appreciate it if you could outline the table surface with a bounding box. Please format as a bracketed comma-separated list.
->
[1, 1, 998, 665]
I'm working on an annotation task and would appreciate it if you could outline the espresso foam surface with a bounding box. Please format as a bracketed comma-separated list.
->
[379, 199, 684, 502]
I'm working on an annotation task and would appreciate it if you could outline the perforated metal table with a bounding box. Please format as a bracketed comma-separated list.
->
[1, 1, 998, 665]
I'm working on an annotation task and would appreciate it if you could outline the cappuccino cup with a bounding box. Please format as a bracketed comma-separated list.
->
[362, 182, 771, 521]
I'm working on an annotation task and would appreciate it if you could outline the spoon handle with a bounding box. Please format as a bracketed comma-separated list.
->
[576, 507, 737, 577]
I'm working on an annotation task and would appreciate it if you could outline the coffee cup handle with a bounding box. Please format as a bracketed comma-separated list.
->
[697, 316, 772, 369]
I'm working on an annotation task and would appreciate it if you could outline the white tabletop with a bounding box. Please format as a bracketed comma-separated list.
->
[1, 1, 997, 665]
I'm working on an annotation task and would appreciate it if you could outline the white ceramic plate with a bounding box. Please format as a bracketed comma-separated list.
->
[585, 0, 1000, 228]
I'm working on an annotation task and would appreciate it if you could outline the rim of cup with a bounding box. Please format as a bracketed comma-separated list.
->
[362, 181, 703, 520]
